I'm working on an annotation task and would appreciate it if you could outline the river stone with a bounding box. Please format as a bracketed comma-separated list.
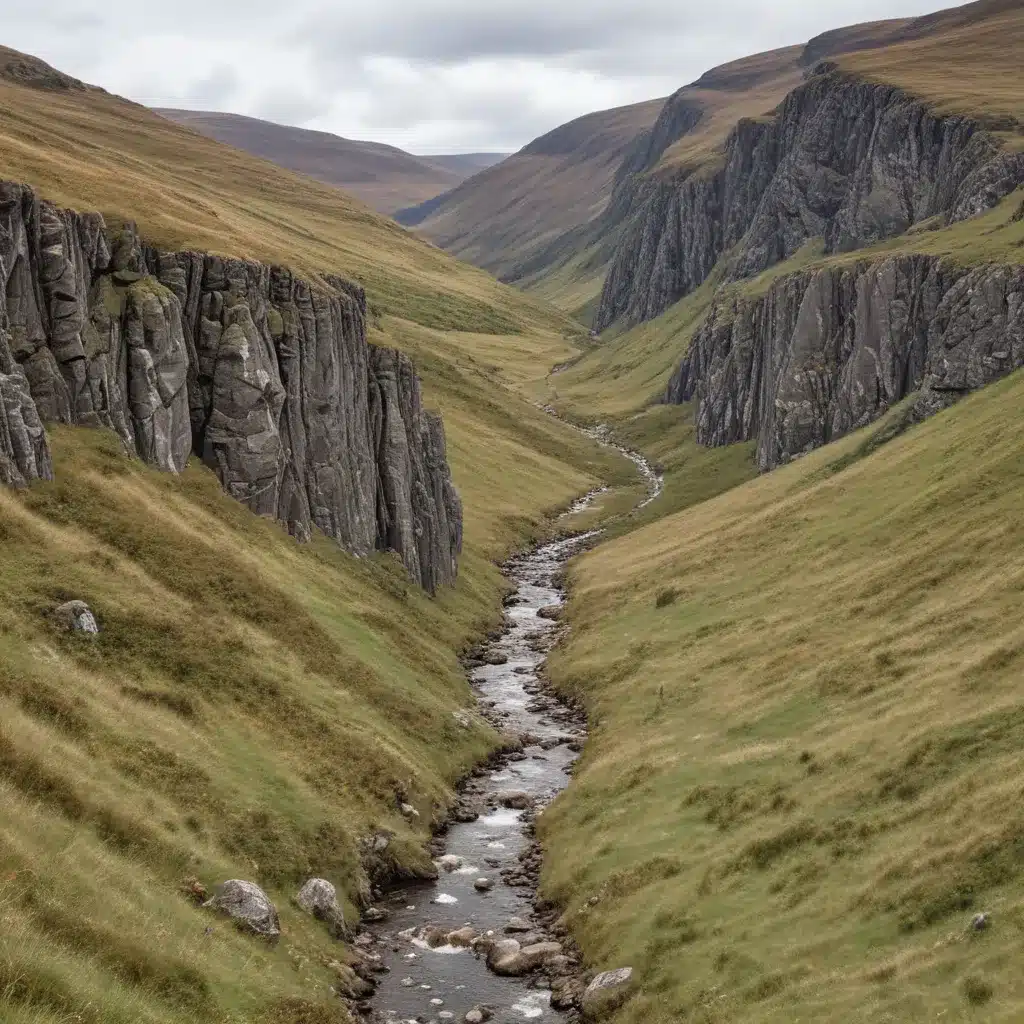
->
[497, 791, 533, 810]
[473, 877, 494, 892]
[446, 926, 478, 947]
[421, 925, 451, 948]
[491, 940, 563, 977]
[204, 880, 279, 940]
[362, 906, 388, 923]
[505, 916, 532, 933]
[437, 854, 464, 872]
[295, 878, 346, 936]
[537, 605, 562, 620]
[464, 1008, 493, 1024]
[582, 967, 633, 1015]
[486, 938, 520, 971]
[53, 600, 98, 634]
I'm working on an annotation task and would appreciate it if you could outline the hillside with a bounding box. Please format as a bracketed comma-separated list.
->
[154, 109, 506, 215]
[531, 0, 1024, 506]
[395, 97, 665, 318]
[543, 370, 1024, 1022]
[0, 44, 636, 1024]
[0, 47, 565, 335]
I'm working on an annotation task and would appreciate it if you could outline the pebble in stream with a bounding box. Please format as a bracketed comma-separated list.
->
[367, 441, 659, 1024]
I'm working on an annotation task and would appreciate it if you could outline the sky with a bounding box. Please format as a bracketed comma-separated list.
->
[9, 0, 956, 155]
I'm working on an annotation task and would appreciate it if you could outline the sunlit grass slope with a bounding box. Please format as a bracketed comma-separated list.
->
[0, 357, 628, 1024]
[0, 51, 571, 336]
[542, 368, 1024, 1023]
[0, 44, 639, 1024]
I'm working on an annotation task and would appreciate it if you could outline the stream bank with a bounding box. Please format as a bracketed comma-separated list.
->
[362, 441, 659, 1024]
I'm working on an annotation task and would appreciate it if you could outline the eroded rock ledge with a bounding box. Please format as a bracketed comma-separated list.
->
[666, 256, 1024, 469]
[596, 64, 1024, 331]
[0, 180, 461, 592]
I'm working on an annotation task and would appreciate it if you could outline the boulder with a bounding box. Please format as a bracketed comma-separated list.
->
[400, 802, 420, 820]
[464, 1007, 493, 1024]
[437, 854, 464, 873]
[490, 940, 563, 977]
[361, 906, 388, 923]
[446, 925, 478, 947]
[421, 924, 451, 948]
[497, 791, 533, 810]
[537, 605, 562, 620]
[486, 938, 521, 971]
[295, 878, 347, 937]
[582, 967, 634, 1016]
[473, 877, 494, 892]
[53, 600, 98, 634]
[204, 880, 279, 940]
[504, 916, 532, 933]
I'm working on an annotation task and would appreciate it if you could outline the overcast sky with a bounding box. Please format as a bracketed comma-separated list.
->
[11, 0, 955, 154]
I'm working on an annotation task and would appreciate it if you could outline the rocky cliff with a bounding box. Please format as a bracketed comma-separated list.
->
[596, 64, 1024, 331]
[666, 255, 1024, 469]
[0, 180, 462, 592]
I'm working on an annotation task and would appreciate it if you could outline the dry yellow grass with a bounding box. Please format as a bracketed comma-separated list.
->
[838, 0, 1024, 127]
[542, 370, 1024, 1022]
[0, 47, 640, 1024]
[0, 56, 568, 335]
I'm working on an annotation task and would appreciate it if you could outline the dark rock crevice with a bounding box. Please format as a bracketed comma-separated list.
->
[0, 180, 461, 592]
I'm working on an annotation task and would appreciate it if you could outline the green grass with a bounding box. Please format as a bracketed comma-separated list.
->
[0, 51, 642, 1024]
[540, 366, 1024, 1023]
[0, 368, 627, 1024]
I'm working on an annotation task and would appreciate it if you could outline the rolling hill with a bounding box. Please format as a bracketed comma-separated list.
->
[154, 108, 507, 215]
[394, 97, 666, 318]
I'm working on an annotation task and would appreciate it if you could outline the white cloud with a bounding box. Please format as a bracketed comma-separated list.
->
[6, 0, 955, 152]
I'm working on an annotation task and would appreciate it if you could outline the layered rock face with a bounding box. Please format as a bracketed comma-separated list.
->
[0, 180, 461, 592]
[666, 257, 1024, 469]
[596, 65, 1024, 331]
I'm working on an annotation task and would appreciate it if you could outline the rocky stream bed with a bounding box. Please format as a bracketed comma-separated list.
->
[358, 441, 662, 1024]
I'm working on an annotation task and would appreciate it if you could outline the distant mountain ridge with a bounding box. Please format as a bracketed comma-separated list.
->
[155, 108, 507, 214]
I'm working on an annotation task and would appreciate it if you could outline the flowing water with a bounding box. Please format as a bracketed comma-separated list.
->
[368, 441, 659, 1024]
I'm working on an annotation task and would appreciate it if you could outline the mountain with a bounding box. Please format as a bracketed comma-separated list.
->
[154, 108, 507, 214]
[395, 97, 666, 320]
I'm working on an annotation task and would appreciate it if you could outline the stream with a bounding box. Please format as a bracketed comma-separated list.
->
[365, 439, 660, 1024]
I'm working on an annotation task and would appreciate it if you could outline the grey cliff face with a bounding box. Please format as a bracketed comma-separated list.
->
[0, 180, 461, 592]
[666, 257, 1024, 469]
[596, 65, 1024, 331]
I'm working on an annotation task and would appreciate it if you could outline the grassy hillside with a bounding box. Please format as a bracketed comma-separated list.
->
[154, 108, 470, 216]
[397, 97, 665, 312]
[0, 44, 638, 1024]
[0, 48, 568, 336]
[542, 368, 1024, 1023]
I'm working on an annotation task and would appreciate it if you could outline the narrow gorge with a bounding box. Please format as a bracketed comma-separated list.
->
[590, 59, 1024, 468]
[0, 181, 461, 591]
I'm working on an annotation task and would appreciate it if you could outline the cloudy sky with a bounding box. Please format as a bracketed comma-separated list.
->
[11, 0, 954, 154]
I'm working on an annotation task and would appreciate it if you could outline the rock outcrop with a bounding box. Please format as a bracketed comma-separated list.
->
[596, 65, 1024, 331]
[666, 256, 1024, 468]
[204, 879, 280, 940]
[0, 180, 461, 591]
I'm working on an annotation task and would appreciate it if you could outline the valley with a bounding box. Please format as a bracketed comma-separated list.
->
[2, 0, 1024, 1022]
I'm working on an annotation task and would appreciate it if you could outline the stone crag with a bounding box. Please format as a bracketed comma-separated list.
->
[596, 64, 1024, 331]
[0, 180, 461, 592]
[666, 256, 1024, 470]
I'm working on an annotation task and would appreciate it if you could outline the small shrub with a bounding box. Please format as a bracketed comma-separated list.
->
[655, 587, 678, 608]
[963, 975, 994, 1005]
